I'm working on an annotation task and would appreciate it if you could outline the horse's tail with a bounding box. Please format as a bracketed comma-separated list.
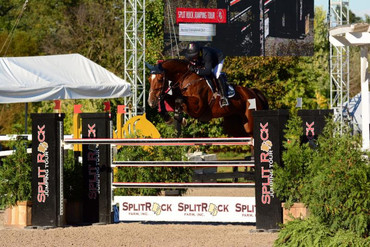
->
[252, 88, 269, 110]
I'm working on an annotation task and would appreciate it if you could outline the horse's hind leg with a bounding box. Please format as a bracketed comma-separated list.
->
[174, 98, 184, 137]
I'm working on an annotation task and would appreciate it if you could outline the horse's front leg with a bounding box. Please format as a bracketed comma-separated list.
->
[173, 98, 187, 136]
[243, 108, 254, 136]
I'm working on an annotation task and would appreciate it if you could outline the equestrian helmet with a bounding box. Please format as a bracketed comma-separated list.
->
[185, 42, 200, 60]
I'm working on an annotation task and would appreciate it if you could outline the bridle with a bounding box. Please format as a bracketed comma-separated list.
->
[149, 73, 168, 97]
[148, 61, 206, 100]
[149, 69, 191, 99]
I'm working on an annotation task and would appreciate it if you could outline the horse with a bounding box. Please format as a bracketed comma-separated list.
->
[146, 59, 269, 137]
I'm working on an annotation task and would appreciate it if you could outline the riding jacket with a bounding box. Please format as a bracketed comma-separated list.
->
[194, 47, 224, 77]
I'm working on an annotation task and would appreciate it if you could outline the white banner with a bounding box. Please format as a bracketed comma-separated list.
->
[114, 196, 256, 223]
[264, 17, 269, 38]
[179, 23, 216, 37]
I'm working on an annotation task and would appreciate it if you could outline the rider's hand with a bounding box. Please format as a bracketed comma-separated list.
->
[189, 65, 198, 74]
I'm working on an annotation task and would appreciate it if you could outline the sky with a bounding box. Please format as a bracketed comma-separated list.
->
[315, 0, 370, 19]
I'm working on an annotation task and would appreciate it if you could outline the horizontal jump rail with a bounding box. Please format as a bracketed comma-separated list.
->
[112, 160, 255, 167]
[0, 134, 32, 141]
[64, 137, 253, 146]
[112, 182, 255, 189]
[0, 148, 32, 157]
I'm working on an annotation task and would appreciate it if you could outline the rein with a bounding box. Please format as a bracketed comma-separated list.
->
[151, 61, 206, 100]
[166, 69, 205, 94]
[180, 77, 204, 92]
[169, 69, 192, 90]
[157, 69, 193, 98]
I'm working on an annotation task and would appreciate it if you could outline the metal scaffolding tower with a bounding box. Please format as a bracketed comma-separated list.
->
[329, 0, 350, 131]
[123, 0, 146, 123]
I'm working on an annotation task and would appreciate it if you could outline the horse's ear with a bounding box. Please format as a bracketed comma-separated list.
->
[145, 62, 155, 71]
[146, 62, 163, 74]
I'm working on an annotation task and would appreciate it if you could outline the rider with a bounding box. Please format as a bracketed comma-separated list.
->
[184, 42, 229, 107]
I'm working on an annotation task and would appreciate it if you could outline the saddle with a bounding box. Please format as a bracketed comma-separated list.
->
[204, 73, 235, 98]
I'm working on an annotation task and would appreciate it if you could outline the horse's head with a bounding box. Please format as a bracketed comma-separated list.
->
[146, 62, 167, 108]
[146, 59, 193, 108]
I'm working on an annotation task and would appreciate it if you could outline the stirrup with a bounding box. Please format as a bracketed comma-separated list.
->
[220, 97, 229, 107]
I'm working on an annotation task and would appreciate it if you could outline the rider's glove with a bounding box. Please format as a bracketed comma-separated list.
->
[189, 65, 199, 74]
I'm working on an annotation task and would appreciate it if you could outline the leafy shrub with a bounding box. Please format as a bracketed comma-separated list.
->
[0, 138, 32, 208]
[302, 120, 370, 238]
[274, 116, 369, 246]
[275, 217, 370, 247]
[273, 110, 313, 207]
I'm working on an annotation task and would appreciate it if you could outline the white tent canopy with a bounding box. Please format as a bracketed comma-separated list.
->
[0, 54, 131, 103]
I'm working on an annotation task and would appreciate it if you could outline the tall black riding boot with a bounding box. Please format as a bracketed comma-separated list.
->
[217, 77, 229, 107]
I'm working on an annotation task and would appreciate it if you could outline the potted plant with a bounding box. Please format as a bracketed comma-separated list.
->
[0, 137, 32, 227]
[273, 110, 312, 223]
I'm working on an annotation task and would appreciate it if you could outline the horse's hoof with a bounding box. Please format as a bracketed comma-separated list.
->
[165, 117, 174, 125]
[181, 118, 187, 126]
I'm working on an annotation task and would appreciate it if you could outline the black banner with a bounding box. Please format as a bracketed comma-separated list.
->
[253, 110, 289, 230]
[31, 113, 65, 227]
[164, 0, 314, 56]
[298, 110, 333, 144]
[81, 113, 112, 224]
[267, 0, 314, 39]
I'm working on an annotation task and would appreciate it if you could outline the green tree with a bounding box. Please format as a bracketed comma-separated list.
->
[348, 9, 363, 24]
[145, 0, 164, 64]
[42, 0, 124, 74]
[0, 138, 32, 208]
[0, 0, 76, 56]
[365, 14, 370, 24]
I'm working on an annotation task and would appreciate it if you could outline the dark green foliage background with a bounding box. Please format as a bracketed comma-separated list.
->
[0, 138, 32, 208]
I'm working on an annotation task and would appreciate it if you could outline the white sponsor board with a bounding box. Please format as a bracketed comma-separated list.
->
[179, 23, 216, 37]
[264, 18, 269, 38]
[114, 196, 256, 223]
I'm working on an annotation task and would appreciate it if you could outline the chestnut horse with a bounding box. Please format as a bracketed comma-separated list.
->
[147, 59, 268, 137]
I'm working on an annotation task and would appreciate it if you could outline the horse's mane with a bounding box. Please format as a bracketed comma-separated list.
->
[162, 59, 189, 65]
[161, 59, 189, 73]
